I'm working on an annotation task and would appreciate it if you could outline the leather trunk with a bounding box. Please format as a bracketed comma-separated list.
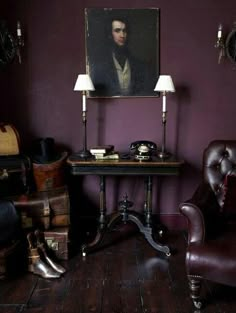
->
[0, 155, 31, 198]
[44, 227, 71, 260]
[13, 186, 70, 230]
[0, 124, 20, 156]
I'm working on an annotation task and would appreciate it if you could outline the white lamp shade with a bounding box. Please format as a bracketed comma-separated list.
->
[154, 75, 175, 92]
[74, 74, 95, 91]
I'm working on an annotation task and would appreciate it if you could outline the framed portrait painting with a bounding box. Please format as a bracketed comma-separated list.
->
[85, 8, 160, 98]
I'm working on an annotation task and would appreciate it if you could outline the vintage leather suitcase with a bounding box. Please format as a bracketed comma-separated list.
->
[44, 227, 71, 260]
[0, 155, 31, 198]
[0, 123, 20, 156]
[46, 186, 70, 227]
[13, 186, 70, 230]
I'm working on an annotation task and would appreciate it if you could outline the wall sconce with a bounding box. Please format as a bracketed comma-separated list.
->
[215, 22, 236, 65]
[0, 20, 24, 67]
[215, 24, 225, 64]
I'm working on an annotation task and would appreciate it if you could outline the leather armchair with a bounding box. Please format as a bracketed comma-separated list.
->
[179, 140, 236, 309]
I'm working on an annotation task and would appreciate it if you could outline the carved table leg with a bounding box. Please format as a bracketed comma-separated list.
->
[145, 176, 152, 227]
[99, 175, 106, 229]
[127, 213, 171, 255]
[82, 175, 171, 257]
[82, 175, 107, 256]
[189, 278, 202, 309]
[139, 175, 171, 256]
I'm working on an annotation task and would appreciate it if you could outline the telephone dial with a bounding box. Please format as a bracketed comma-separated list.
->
[130, 141, 157, 161]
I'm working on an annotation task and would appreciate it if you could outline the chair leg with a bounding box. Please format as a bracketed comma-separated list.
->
[189, 277, 202, 309]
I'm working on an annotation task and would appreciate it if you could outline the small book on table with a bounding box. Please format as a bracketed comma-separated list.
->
[90, 145, 114, 154]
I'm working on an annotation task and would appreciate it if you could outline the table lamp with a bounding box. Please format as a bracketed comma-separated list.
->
[154, 75, 175, 159]
[74, 74, 95, 159]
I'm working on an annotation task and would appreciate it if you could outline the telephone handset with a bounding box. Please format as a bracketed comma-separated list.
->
[130, 140, 157, 161]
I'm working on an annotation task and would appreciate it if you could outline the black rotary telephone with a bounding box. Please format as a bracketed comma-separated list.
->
[130, 140, 157, 161]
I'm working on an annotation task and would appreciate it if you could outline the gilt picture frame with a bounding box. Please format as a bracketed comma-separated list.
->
[85, 8, 160, 98]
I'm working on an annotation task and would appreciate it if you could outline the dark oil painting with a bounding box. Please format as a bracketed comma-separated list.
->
[85, 8, 160, 98]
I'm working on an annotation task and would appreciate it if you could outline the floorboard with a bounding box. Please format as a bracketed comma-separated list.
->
[0, 229, 236, 313]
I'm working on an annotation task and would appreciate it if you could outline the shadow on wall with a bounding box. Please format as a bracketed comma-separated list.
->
[178, 162, 202, 204]
[173, 84, 192, 158]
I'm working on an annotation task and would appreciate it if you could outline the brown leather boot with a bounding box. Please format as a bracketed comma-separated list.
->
[27, 232, 61, 279]
[34, 230, 66, 274]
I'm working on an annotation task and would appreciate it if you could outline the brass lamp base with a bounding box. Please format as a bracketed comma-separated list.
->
[70, 150, 93, 161]
[158, 150, 170, 159]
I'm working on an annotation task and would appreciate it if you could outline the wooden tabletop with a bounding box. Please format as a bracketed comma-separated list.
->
[67, 154, 184, 176]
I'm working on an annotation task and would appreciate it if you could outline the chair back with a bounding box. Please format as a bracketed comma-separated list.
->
[203, 140, 236, 207]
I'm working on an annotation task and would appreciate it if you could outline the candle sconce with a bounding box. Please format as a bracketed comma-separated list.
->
[215, 24, 225, 64]
[215, 22, 236, 65]
[16, 21, 24, 64]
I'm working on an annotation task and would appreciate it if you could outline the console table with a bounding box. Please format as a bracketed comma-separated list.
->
[67, 155, 184, 257]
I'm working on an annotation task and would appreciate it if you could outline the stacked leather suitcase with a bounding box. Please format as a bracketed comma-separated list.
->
[13, 137, 71, 261]
[30, 138, 71, 261]
[0, 124, 31, 278]
[13, 186, 71, 261]
[0, 134, 71, 279]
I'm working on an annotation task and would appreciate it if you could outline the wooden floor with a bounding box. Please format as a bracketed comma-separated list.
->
[0, 228, 236, 313]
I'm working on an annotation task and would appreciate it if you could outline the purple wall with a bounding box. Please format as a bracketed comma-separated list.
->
[1, 0, 236, 229]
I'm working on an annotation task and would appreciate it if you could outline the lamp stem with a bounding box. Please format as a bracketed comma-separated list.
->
[158, 93, 169, 159]
[158, 111, 167, 158]
[82, 110, 88, 152]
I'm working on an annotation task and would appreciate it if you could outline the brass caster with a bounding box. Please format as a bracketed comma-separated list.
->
[193, 300, 202, 309]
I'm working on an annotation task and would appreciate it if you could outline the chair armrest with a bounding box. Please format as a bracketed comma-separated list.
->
[180, 182, 221, 244]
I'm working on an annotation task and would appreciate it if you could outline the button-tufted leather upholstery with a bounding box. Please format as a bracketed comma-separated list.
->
[204, 140, 236, 207]
[179, 140, 236, 309]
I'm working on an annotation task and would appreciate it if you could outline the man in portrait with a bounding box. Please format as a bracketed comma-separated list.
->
[85, 9, 159, 97]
